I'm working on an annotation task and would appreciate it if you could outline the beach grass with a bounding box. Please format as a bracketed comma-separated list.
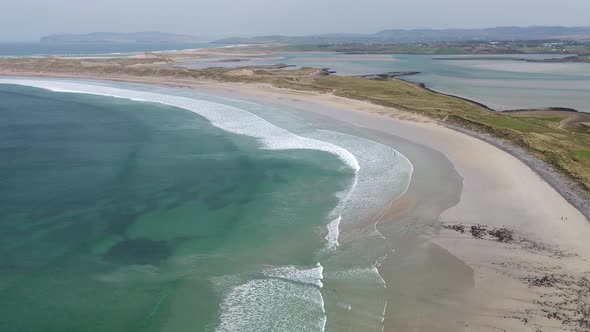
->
[573, 150, 590, 160]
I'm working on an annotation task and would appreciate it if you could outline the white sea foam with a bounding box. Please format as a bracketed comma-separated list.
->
[325, 215, 341, 250]
[309, 129, 412, 259]
[381, 300, 388, 329]
[216, 278, 326, 332]
[310, 129, 412, 220]
[337, 302, 353, 311]
[263, 263, 324, 288]
[0, 79, 360, 172]
[325, 267, 386, 288]
[216, 264, 326, 331]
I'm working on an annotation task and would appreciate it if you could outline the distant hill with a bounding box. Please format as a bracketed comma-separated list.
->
[40, 32, 205, 43]
[373, 26, 590, 42]
[213, 26, 590, 44]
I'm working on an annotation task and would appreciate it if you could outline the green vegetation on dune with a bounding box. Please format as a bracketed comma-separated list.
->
[573, 150, 590, 160]
[484, 118, 550, 132]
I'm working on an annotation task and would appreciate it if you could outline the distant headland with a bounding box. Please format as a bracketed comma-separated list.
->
[212, 26, 590, 44]
[40, 32, 205, 43]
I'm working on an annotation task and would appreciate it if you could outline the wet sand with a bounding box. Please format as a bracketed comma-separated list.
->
[2, 73, 590, 331]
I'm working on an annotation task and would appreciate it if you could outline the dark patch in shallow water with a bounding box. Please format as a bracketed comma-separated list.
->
[179, 188, 200, 201]
[104, 238, 171, 265]
[165, 200, 183, 210]
[103, 210, 141, 235]
[271, 173, 287, 183]
[203, 196, 232, 210]
[218, 184, 239, 195]
[236, 198, 252, 205]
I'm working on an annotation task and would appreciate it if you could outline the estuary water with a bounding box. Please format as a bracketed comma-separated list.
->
[0, 79, 412, 331]
[180, 52, 590, 113]
[287, 53, 590, 112]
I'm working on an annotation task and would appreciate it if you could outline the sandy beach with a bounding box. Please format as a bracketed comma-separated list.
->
[2, 73, 590, 331]
[194, 80, 590, 331]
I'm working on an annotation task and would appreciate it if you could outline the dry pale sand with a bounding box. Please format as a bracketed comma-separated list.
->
[2, 73, 590, 331]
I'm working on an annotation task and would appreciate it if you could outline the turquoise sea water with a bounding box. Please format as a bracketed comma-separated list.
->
[0, 80, 412, 331]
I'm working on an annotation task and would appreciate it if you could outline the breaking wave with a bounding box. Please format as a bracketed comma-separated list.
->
[0, 79, 360, 172]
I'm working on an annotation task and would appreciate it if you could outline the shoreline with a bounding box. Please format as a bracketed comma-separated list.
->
[401, 79, 496, 112]
[401, 77, 590, 115]
[207, 79, 590, 330]
[1, 72, 586, 218]
[2, 74, 590, 330]
[392, 76, 590, 220]
[4, 70, 588, 221]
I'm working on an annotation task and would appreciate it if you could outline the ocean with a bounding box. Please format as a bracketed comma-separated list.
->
[0, 79, 412, 331]
[0, 42, 217, 58]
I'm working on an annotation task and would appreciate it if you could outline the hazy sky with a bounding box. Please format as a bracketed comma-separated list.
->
[2, 0, 590, 40]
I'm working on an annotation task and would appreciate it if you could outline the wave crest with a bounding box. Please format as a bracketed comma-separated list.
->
[0, 79, 360, 172]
